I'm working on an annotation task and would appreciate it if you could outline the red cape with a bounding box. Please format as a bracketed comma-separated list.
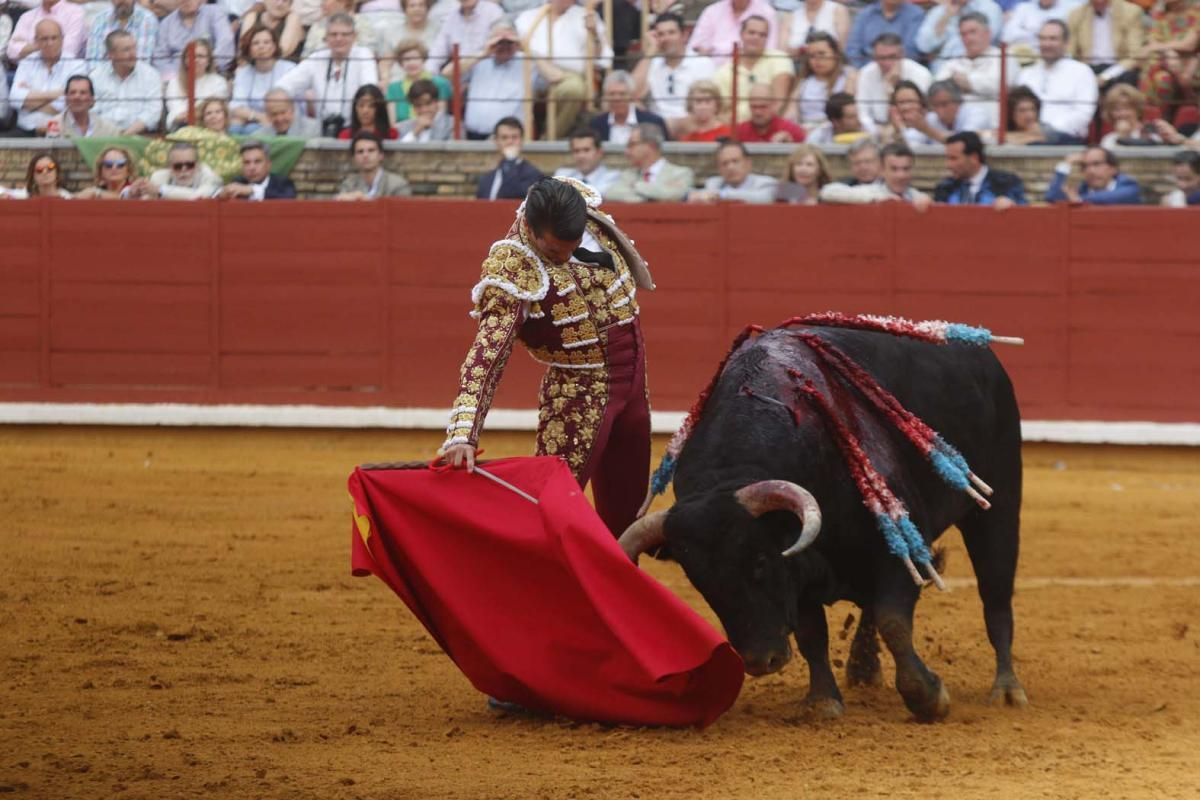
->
[348, 456, 744, 728]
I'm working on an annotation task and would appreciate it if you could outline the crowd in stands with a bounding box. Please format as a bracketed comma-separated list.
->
[0, 0, 1198, 205]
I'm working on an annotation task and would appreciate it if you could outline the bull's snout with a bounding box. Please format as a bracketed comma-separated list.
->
[741, 647, 792, 677]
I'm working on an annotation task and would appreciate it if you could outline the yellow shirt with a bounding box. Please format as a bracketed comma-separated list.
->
[714, 49, 796, 120]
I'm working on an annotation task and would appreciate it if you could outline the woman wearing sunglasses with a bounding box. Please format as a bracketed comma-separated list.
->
[1, 154, 73, 199]
[78, 147, 138, 200]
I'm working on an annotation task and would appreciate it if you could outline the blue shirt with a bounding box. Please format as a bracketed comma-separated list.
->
[463, 55, 525, 136]
[846, 2, 927, 68]
[85, 6, 159, 68]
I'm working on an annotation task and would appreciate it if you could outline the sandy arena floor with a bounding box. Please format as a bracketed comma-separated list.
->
[0, 426, 1197, 799]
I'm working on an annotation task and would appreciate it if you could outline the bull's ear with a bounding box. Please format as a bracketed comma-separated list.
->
[617, 510, 668, 564]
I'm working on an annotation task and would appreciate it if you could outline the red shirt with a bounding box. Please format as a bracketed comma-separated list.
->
[680, 124, 733, 143]
[338, 126, 400, 140]
[734, 117, 806, 144]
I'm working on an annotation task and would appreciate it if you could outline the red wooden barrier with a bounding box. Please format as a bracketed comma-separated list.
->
[1, 200, 1198, 424]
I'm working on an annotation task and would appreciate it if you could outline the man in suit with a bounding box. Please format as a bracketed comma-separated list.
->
[687, 140, 777, 204]
[220, 141, 298, 200]
[337, 131, 412, 200]
[588, 70, 669, 146]
[553, 128, 619, 196]
[1044, 147, 1142, 205]
[476, 116, 545, 200]
[605, 123, 694, 203]
[933, 131, 1026, 208]
[1066, 0, 1145, 90]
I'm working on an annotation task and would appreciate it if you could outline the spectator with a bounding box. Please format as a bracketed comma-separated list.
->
[688, 139, 778, 204]
[220, 141, 298, 199]
[1098, 85, 1166, 147]
[787, 31, 857, 130]
[820, 142, 932, 208]
[77, 145, 139, 199]
[143, 142, 223, 199]
[780, 0, 851, 60]
[275, 13, 379, 136]
[165, 39, 231, 129]
[91, 29, 163, 135]
[337, 130, 412, 199]
[198, 97, 233, 134]
[381, 0, 442, 56]
[632, 13, 715, 137]
[774, 143, 830, 204]
[714, 15, 795, 120]
[338, 83, 397, 139]
[385, 38, 452, 126]
[845, 0, 925, 68]
[605, 122, 694, 203]
[553, 128, 619, 195]
[239, 0, 305, 62]
[230, 26, 295, 134]
[460, 20, 525, 140]
[1161, 150, 1200, 207]
[805, 90, 866, 145]
[16, 153, 73, 198]
[263, 88, 322, 137]
[396, 78, 453, 140]
[475, 116, 544, 199]
[1138, 0, 1200, 117]
[844, 137, 883, 185]
[515, 0, 613, 138]
[426, 0, 505, 77]
[856, 32, 932, 134]
[85, 0, 159, 69]
[689, 0, 778, 62]
[922, 79, 990, 142]
[736, 83, 807, 143]
[1002, 0, 1075, 52]
[1149, 99, 1200, 147]
[10, 20, 85, 136]
[0, 69, 8, 127]
[590, 70, 669, 145]
[917, 0, 1003, 72]
[882, 79, 937, 146]
[154, 0, 236, 79]
[302, 0, 383, 59]
[1066, 0, 1145, 92]
[987, 84, 1069, 144]
[1018, 20, 1097, 142]
[7, 0, 85, 64]
[934, 12, 1019, 130]
[933, 130, 1026, 207]
[1045, 147, 1142, 204]
[677, 80, 732, 142]
[50, 75, 121, 137]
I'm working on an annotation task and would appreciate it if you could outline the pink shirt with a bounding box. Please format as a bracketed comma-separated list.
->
[689, 0, 778, 63]
[6, 0, 86, 62]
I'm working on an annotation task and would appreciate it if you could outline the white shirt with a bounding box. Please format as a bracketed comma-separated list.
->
[606, 106, 638, 146]
[1090, 9, 1114, 64]
[554, 164, 620, 196]
[10, 55, 87, 132]
[1002, 0, 1082, 47]
[935, 46, 1019, 130]
[273, 46, 379, 123]
[91, 61, 165, 132]
[250, 177, 270, 201]
[165, 73, 230, 127]
[855, 58, 932, 131]
[1018, 57, 1098, 138]
[646, 53, 715, 120]
[232, 61, 296, 112]
[968, 166, 989, 201]
[515, 4, 612, 75]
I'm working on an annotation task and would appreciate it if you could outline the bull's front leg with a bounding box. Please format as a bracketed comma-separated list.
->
[846, 606, 883, 687]
[875, 585, 950, 722]
[793, 602, 844, 719]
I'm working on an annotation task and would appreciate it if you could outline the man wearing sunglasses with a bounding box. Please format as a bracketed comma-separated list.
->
[143, 142, 223, 200]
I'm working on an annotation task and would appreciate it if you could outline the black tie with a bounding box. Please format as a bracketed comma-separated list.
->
[572, 247, 615, 269]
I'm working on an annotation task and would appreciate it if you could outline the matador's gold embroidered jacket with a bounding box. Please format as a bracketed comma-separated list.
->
[442, 211, 643, 475]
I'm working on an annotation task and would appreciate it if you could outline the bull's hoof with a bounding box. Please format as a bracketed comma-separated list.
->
[900, 677, 951, 723]
[800, 696, 845, 721]
[846, 654, 883, 688]
[989, 676, 1029, 709]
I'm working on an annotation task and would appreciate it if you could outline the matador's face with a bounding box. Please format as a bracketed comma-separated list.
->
[530, 228, 583, 265]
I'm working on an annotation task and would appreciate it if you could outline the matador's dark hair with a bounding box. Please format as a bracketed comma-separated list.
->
[524, 178, 588, 242]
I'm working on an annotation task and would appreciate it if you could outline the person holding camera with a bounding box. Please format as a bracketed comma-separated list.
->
[274, 12, 378, 138]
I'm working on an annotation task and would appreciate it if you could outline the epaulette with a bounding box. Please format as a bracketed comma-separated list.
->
[470, 239, 550, 306]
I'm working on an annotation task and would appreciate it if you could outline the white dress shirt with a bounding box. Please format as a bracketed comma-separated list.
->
[10, 55, 86, 132]
[90, 61, 165, 132]
[1090, 9, 1115, 64]
[1002, 0, 1083, 47]
[1018, 56, 1098, 138]
[553, 164, 619, 196]
[646, 53, 716, 120]
[606, 106, 639, 146]
[855, 58, 932, 131]
[515, 5, 612, 76]
[425, 0, 505, 74]
[274, 46, 379, 123]
[935, 46, 1019, 129]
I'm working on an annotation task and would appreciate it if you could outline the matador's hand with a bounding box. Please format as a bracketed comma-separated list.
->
[439, 443, 477, 472]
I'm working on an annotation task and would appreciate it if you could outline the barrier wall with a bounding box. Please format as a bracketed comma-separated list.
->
[1, 199, 1198, 424]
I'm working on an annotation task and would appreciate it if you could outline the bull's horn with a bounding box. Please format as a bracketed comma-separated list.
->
[735, 480, 822, 557]
[617, 510, 668, 564]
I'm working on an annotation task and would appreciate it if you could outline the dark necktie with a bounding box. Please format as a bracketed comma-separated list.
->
[572, 247, 615, 269]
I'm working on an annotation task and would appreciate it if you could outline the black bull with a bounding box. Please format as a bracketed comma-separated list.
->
[621, 327, 1027, 721]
